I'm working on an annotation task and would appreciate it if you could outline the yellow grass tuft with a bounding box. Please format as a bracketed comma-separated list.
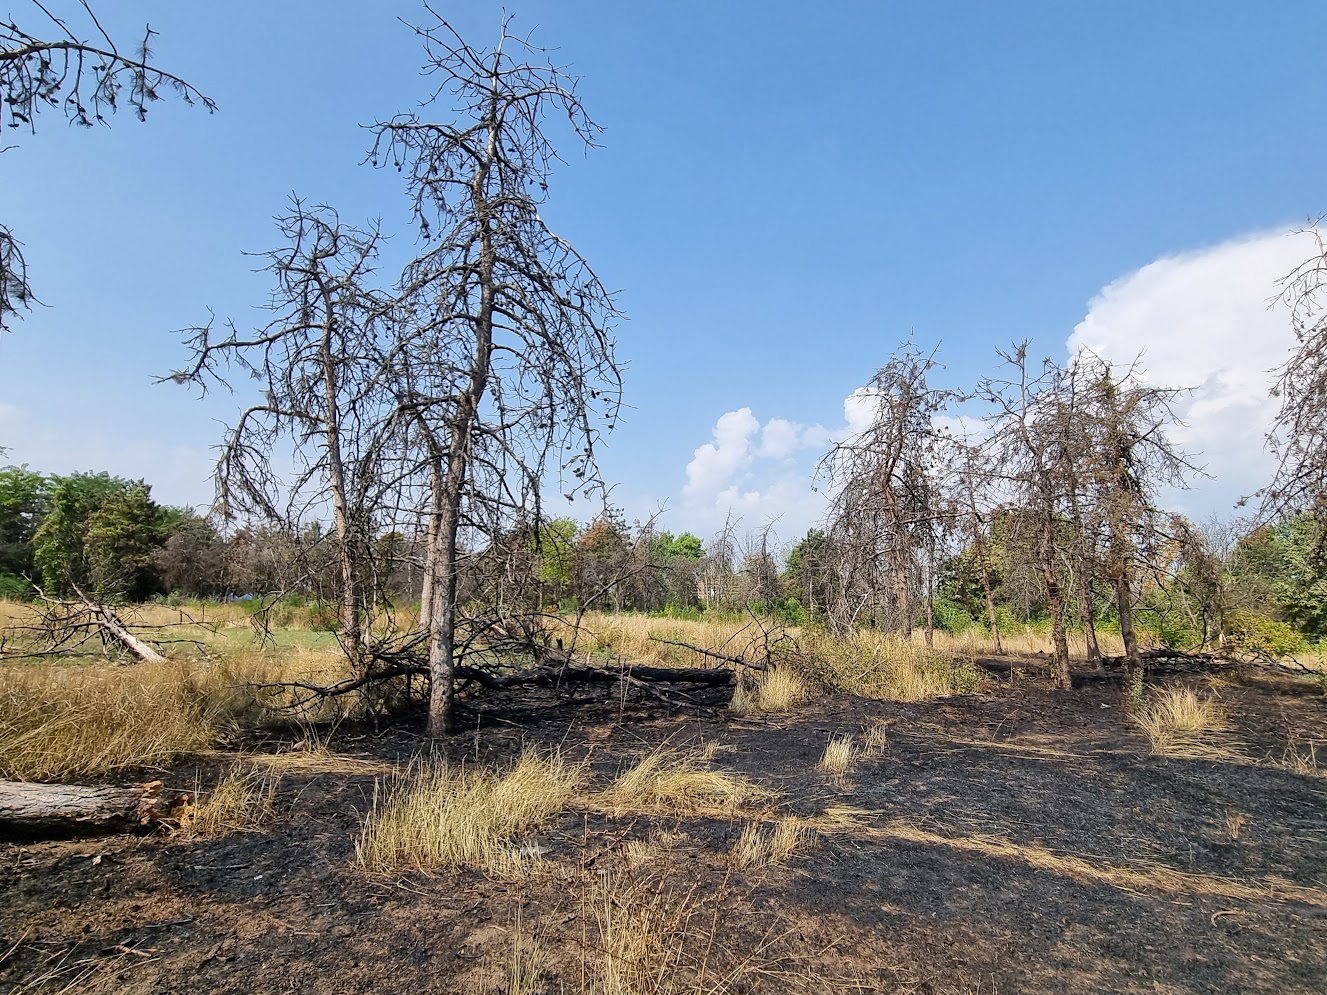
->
[817, 734, 858, 776]
[862, 723, 889, 754]
[356, 751, 583, 875]
[731, 817, 812, 868]
[192, 763, 280, 836]
[1131, 686, 1232, 758]
[601, 745, 771, 815]
[729, 666, 808, 716]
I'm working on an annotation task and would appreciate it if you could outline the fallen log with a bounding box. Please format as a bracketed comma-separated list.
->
[646, 636, 768, 670]
[0, 780, 192, 839]
[71, 583, 167, 664]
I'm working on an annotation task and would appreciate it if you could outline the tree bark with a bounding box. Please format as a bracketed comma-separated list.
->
[1079, 581, 1102, 669]
[1116, 573, 1141, 673]
[0, 780, 192, 838]
[1039, 519, 1072, 689]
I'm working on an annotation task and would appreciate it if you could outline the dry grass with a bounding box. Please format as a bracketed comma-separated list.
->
[1279, 740, 1321, 776]
[1225, 811, 1248, 841]
[1131, 686, 1232, 758]
[547, 612, 766, 669]
[797, 630, 986, 702]
[0, 657, 287, 781]
[192, 763, 280, 836]
[731, 817, 812, 868]
[817, 734, 857, 776]
[729, 666, 808, 716]
[601, 745, 772, 815]
[862, 723, 889, 755]
[356, 751, 583, 876]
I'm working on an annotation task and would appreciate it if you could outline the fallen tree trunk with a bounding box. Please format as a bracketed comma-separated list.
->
[253, 656, 736, 715]
[71, 584, 168, 664]
[0, 780, 192, 839]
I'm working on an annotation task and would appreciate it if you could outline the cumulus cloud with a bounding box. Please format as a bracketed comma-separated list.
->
[680, 407, 837, 541]
[1067, 227, 1317, 515]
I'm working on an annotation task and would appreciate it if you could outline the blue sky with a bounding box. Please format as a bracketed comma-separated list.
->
[2, 1, 1325, 547]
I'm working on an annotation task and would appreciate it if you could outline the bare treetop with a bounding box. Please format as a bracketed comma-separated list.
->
[1, 1, 215, 330]
[1260, 226, 1327, 522]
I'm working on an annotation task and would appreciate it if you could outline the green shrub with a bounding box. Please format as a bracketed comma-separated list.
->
[1228, 610, 1306, 657]
[0, 573, 34, 600]
[932, 597, 979, 634]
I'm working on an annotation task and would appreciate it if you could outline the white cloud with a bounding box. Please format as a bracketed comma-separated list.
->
[680, 407, 836, 542]
[759, 418, 801, 459]
[1067, 227, 1317, 516]
[682, 407, 761, 500]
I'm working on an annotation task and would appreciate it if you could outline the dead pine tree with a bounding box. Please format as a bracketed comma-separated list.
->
[1077, 353, 1198, 676]
[370, 12, 622, 736]
[821, 342, 950, 637]
[169, 202, 398, 664]
[1257, 223, 1327, 523]
[978, 345, 1075, 689]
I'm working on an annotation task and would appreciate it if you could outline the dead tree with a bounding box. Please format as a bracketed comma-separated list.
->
[822, 343, 950, 637]
[1077, 354, 1198, 674]
[1, 2, 214, 330]
[978, 345, 1074, 688]
[3, 584, 213, 664]
[0, 780, 191, 839]
[170, 202, 399, 663]
[1258, 223, 1327, 523]
[369, 12, 622, 735]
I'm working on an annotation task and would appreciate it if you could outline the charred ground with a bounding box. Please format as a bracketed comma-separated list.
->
[2, 667, 1325, 995]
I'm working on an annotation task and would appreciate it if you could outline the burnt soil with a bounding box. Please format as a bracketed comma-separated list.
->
[3, 666, 1326, 994]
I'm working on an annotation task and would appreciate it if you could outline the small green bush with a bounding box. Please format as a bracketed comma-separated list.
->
[932, 597, 979, 634]
[0, 573, 34, 600]
[1228, 610, 1306, 657]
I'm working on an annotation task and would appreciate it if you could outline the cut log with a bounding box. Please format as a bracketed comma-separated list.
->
[0, 780, 192, 839]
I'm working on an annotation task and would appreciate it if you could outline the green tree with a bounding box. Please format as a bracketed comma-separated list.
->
[32, 472, 166, 598]
[84, 485, 167, 600]
[0, 464, 49, 587]
[535, 518, 577, 603]
[1236, 515, 1327, 639]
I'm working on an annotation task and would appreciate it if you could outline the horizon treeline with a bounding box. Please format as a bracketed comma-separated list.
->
[3, 461, 1325, 659]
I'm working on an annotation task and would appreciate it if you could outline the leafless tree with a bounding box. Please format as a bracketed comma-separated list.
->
[1, 1, 214, 329]
[1259, 225, 1327, 523]
[169, 201, 398, 663]
[977, 344, 1075, 687]
[821, 343, 951, 637]
[369, 11, 622, 735]
[1076, 354, 1197, 673]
